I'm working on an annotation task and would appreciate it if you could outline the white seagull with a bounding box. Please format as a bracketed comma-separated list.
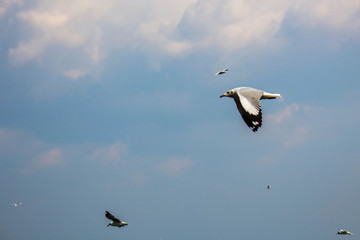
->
[220, 87, 281, 132]
[215, 69, 229, 75]
[12, 202, 22, 207]
[105, 211, 128, 228]
[337, 229, 353, 235]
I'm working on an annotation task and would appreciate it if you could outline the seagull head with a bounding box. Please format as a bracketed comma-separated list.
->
[123, 222, 128, 226]
[220, 89, 236, 98]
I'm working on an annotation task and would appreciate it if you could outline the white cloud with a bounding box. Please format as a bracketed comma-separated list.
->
[0, 128, 68, 173]
[9, 9, 84, 62]
[264, 103, 330, 148]
[33, 148, 64, 169]
[9, 38, 46, 62]
[0, 0, 22, 17]
[266, 104, 300, 124]
[90, 141, 128, 165]
[17, 10, 69, 27]
[7, 0, 360, 66]
[260, 104, 317, 149]
[8, 0, 196, 63]
[0, 128, 44, 154]
[176, 0, 291, 51]
[157, 157, 193, 177]
[0, 127, 135, 177]
[293, 0, 360, 29]
[63, 69, 89, 80]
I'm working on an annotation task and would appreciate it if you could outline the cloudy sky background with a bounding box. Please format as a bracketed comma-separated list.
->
[1, 0, 360, 239]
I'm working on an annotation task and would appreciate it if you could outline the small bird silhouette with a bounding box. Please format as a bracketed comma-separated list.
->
[105, 211, 128, 228]
[337, 229, 352, 235]
[214, 69, 229, 75]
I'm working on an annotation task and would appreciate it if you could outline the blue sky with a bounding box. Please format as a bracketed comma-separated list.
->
[1, 0, 360, 239]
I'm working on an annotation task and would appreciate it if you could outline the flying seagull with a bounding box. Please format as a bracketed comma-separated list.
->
[337, 230, 353, 235]
[267, 185, 271, 189]
[215, 69, 229, 75]
[105, 211, 128, 228]
[12, 202, 22, 207]
[220, 87, 281, 132]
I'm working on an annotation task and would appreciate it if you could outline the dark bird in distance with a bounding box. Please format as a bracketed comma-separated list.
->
[105, 211, 128, 228]
[337, 229, 352, 235]
[215, 69, 229, 75]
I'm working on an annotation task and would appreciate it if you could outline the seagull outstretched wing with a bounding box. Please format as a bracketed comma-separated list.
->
[105, 211, 121, 223]
[233, 88, 263, 132]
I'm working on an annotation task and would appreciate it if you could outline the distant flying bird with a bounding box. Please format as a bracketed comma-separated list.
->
[337, 229, 353, 235]
[220, 87, 281, 132]
[12, 202, 22, 207]
[215, 69, 229, 75]
[105, 211, 128, 228]
[267, 185, 271, 189]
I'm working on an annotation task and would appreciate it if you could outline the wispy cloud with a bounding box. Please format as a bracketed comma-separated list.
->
[157, 157, 193, 177]
[9, 9, 83, 62]
[33, 148, 64, 169]
[63, 69, 89, 80]
[0, 0, 22, 17]
[260, 104, 321, 149]
[0, 127, 132, 172]
[266, 104, 300, 124]
[90, 141, 128, 165]
[0, 128, 44, 154]
[264, 103, 331, 149]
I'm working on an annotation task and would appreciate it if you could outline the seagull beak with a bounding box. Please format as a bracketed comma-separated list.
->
[219, 94, 226, 98]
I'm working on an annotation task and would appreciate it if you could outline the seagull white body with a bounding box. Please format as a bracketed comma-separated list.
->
[215, 69, 228, 75]
[337, 229, 353, 235]
[220, 87, 281, 132]
[105, 211, 128, 228]
[12, 202, 22, 207]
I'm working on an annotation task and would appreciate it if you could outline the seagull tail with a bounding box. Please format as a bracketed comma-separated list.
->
[261, 92, 282, 99]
